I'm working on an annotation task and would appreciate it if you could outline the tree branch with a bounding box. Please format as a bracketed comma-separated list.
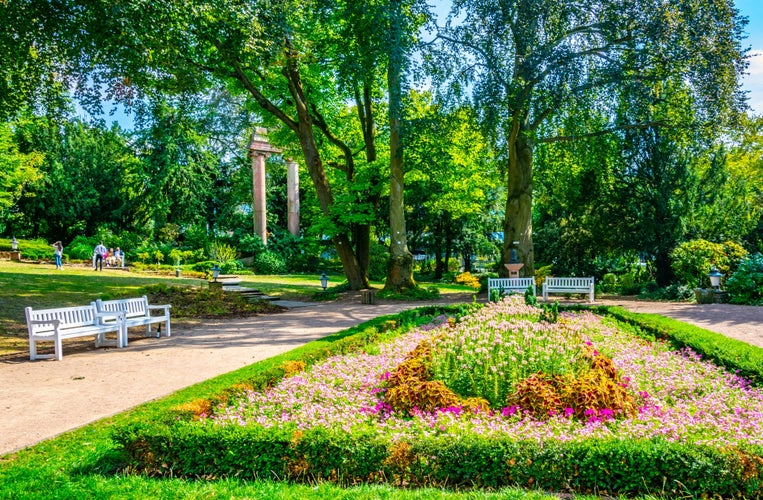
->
[537, 121, 668, 143]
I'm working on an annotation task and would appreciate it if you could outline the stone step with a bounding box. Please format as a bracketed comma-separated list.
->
[222, 285, 279, 301]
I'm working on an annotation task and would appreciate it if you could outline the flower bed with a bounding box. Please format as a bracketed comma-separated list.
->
[116, 297, 763, 496]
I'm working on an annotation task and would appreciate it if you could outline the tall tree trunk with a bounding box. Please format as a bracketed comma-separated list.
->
[351, 82, 379, 277]
[384, 0, 415, 292]
[463, 250, 472, 273]
[434, 218, 445, 279]
[282, 54, 368, 290]
[502, 125, 535, 278]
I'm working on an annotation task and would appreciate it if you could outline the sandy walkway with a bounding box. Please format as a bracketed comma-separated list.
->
[1, 297, 761, 456]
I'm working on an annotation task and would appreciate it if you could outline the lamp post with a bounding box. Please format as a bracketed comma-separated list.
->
[211, 264, 221, 282]
[708, 267, 722, 290]
[10, 236, 20, 261]
[319, 272, 329, 292]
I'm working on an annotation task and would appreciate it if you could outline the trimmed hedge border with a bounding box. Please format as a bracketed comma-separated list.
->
[113, 302, 763, 496]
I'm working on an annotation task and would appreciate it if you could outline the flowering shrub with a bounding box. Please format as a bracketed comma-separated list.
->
[205, 296, 763, 449]
[455, 272, 481, 289]
[119, 298, 763, 495]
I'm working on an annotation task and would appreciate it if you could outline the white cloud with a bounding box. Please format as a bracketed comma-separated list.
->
[742, 50, 763, 115]
[747, 50, 763, 75]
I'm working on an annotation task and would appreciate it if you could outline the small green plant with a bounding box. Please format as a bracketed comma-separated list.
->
[539, 301, 559, 323]
[153, 250, 165, 268]
[210, 241, 237, 263]
[524, 285, 538, 306]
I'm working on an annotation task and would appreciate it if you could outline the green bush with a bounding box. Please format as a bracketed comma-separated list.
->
[253, 251, 287, 274]
[671, 239, 747, 288]
[726, 253, 763, 305]
[602, 273, 617, 293]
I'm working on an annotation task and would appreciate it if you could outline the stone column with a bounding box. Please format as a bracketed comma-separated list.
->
[248, 128, 281, 245]
[251, 152, 267, 244]
[286, 158, 300, 236]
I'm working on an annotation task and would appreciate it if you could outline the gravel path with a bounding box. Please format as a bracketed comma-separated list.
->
[1, 296, 761, 456]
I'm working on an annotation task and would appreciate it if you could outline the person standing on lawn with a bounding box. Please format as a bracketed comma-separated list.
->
[52, 241, 64, 269]
[93, 241, 107, 271]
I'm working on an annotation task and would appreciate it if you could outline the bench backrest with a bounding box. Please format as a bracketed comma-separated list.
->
[488, 277, 535, 289]
[545, 277, 594, 288]
[96, 296, 149, 319]
[25, 305, 98, 334]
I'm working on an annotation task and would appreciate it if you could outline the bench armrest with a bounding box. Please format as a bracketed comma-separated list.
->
[148, 304, 172, 316]
[148, 304, 172, 311]
[95, 310, 125, 322]
[28, 319, 61, 328]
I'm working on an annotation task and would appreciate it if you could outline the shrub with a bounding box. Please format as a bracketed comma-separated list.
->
[210, 241, 237, 263]
[725, 253, 763, 305]
[671, 239, 747, 288]
[253, 251, 287, 274]
[534, 264, 553, 288]
[618, 272, 642, 295]
[601, 273, 617, 293]
[455, 272, 481, 289]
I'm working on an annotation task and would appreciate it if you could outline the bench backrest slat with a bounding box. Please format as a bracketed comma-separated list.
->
[97, 296, 149, 318]
[545, 277, 593, 287]
[26, 305, 97, 333]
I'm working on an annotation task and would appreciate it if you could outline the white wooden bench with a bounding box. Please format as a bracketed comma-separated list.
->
[25, 304, 126, 361]
[542, 276, 595, 302]
[488, 277, 536, 301]
[95, 295, 171, 346]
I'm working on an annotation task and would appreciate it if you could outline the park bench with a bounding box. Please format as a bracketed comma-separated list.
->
[542, 276, 595, 303]
[488, 277, 536, 301]
[25, 304, 126, 361]
[95, 295, 171, 346]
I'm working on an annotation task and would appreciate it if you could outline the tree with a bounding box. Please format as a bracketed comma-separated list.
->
[11, 114, 138, 241]
[404, 93, 502, 277]
[0, 122, 43, 232]
[433, 0, 747, 277]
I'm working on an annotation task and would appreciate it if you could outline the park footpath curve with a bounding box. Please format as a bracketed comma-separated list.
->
[1, 296, 762, 456]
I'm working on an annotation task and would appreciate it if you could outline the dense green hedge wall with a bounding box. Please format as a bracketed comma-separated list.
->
[115, 422, 762, 496]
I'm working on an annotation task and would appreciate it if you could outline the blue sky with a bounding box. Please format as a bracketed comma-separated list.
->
[737, 0, 763, 114]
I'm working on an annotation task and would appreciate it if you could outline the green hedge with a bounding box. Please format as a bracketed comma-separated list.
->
[115, 422, 762, 496]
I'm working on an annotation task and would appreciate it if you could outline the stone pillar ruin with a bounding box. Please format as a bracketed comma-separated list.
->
[286, 158, 300, 236]
[248, 128, 281, 245]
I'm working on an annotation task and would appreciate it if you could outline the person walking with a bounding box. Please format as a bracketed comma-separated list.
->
[52, 241, 64, 269]
[93, 241, 107, 271]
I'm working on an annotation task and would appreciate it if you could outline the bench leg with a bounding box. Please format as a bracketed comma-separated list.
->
[54, 336, 63, 361]
[29, 339, 37, 361]
[165, 319, 171, 337]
